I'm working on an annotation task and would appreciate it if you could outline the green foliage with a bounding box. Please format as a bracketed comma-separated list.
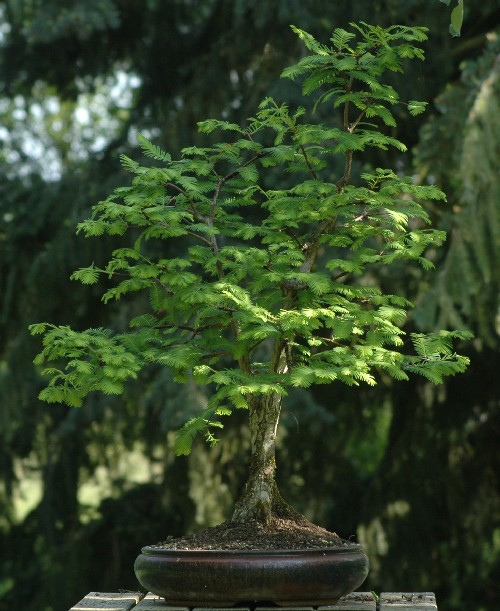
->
[29, 324, 143, 407]
[31, 22, 470, 455]
[440, 0, 465, 36]
[404, 330, 471, 383]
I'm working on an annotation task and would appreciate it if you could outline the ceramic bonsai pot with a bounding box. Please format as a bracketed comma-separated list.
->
[134, 544, 369, 607]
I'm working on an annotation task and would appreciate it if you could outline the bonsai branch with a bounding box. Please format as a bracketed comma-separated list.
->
[336, 150, 353, 191]
[185, 231, 212, 246]
[299, 144, 319, 180]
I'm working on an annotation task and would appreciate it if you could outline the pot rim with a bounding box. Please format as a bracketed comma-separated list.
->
[140, 543, 365, 556]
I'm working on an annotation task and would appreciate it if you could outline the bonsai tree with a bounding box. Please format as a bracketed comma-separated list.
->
[30, 23, 470, 531]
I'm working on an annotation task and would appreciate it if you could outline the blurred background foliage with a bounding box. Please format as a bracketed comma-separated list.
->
[0, 1, 499, 610]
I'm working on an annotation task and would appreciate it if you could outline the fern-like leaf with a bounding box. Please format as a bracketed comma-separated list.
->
[137, 133, 172, 162]
[70, 264, 100, 285]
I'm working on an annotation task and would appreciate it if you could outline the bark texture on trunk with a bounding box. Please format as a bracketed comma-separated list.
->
[231, 391, 301, 524]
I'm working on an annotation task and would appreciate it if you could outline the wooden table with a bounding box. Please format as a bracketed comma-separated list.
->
[70, 592, 437, 611]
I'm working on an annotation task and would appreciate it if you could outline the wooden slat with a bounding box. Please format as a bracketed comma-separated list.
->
[135, 593, 188, 610]
[255, 607, 313, 611]
[379, 592, 437, 610]
[70, 592, 144, 611]
[69, 591, 438, 610]
[194, 608, 251, 611]
[319, 591, 377, 610]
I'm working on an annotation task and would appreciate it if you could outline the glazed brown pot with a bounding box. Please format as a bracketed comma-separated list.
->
[134, 545, 369, 607]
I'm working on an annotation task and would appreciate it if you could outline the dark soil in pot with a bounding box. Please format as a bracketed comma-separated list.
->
[151, 516, 350, 551]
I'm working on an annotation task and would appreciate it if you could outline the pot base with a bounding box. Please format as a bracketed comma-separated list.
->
[134, 546, 369, 607]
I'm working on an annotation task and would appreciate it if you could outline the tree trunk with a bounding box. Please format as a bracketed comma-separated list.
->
[231, 391, 299, 524]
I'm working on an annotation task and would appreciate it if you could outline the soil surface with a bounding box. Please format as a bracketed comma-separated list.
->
[150, 516, 352, 551]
